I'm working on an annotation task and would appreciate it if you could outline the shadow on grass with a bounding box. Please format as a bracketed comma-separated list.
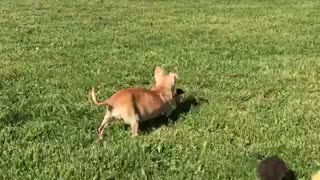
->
[139, 95, 208, 134]
[0, 110, 31, 127]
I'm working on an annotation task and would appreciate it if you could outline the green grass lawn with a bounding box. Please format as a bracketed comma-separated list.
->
[1, 0, 320, 179]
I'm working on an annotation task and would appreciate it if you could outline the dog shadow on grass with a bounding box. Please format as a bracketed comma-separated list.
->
[0, 110, 31, 127]
[138, 95, 209, 134]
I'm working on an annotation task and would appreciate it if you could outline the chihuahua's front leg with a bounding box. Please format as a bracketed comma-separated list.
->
[165, 103, 176, 125]
[165, 107, 174, 118]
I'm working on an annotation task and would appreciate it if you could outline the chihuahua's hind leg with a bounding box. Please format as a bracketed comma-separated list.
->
[98, 110, 113, 140]
[131, 120, 139, 137]
[123, 114, 139, 137]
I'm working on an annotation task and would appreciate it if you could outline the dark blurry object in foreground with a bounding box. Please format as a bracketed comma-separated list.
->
[258, 156, 296, 180]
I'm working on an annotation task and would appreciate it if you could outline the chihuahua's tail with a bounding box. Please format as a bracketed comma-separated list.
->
[91, 87, 110, 106]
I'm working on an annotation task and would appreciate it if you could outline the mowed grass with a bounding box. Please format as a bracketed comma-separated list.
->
[1, 0, 320, 179]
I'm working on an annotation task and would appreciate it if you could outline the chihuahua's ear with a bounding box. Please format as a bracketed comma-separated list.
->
[154, 66, 164, 79]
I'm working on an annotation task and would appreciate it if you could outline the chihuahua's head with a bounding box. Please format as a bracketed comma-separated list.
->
[153, 66, 179, 96]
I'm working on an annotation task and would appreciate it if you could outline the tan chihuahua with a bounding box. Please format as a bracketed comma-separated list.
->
[313, 171, 320, 180]
[91, 66, 178, 140]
